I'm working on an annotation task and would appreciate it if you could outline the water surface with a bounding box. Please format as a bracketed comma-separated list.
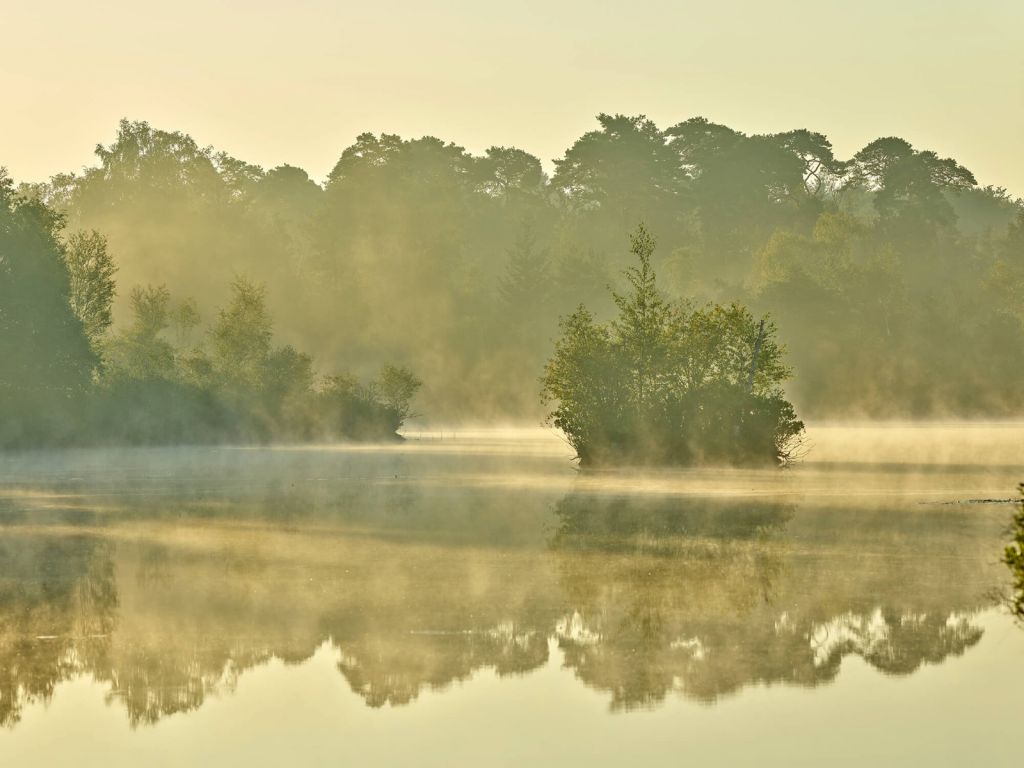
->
[0, 424, 1021, 766]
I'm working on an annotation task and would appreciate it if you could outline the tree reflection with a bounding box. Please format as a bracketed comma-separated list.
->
[1005, 483, 1024, 620]
[550, 492, 986, 710]
[0, 473, 1003, 724]
[337, 623, 547, 708]
[0, 533, 116, 726]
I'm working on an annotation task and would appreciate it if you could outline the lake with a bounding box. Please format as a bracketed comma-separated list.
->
[0, 423, 1022, 766]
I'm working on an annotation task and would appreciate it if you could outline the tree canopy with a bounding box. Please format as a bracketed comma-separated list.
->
[11, 113, 1024, 423]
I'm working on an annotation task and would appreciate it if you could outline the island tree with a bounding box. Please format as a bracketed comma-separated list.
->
[541, 224, 804, 466]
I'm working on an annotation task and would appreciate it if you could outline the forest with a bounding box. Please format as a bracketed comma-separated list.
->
[2, 113, 1023, 444]
[0, 171, 419, 446]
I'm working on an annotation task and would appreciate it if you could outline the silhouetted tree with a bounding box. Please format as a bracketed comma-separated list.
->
[0, 169, 95, 445]
[63, 229, 116, 351]
[553, 114, 686, 240]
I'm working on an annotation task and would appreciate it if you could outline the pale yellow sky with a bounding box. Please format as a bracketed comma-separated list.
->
[3, 0, 1023, 193]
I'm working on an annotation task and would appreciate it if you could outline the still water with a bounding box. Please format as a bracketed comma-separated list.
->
[0, 424, 1021, 766]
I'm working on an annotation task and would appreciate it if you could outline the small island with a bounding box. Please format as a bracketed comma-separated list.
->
[541, 225, 804, 467]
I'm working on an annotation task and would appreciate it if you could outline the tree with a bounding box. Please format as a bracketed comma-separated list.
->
[540, 305, 619, 461]
[318, 367, 420, 440]
[689, 134, 812, 268]
[552, 114, 686, 237]
[104, 284, 176, 381]
[373, 365, 422, 423]
[849, 137, 916, 189]
[498, 222, 551, 316]
[609, 224, 674, 408]
[130, 284, 172, 337]
[542, 224, 803, 466]
[850, 137, 976, 235]
[37, 119, 284, 328]
[664, 116, 743, 175]
[63, 229, 116, 350]
[209, 278, 273, 391]
[770, 129, 846, 196]
[475, 147, 545, 201]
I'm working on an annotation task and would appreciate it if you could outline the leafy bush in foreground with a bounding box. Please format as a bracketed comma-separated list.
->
[1005, 484, 1024, 620]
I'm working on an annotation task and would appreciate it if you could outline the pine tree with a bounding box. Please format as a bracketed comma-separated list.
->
[609, 223, 674, 408]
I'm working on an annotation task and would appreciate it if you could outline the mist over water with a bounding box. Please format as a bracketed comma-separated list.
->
[0, 422, 1020, 766]
[4, 5, 1024, 765]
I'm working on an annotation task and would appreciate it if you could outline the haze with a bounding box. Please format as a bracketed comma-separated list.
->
[4, 0, 1024, 194]
[1, 4, 1023, 763]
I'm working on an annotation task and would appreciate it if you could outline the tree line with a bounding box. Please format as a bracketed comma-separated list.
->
[8, 114, 1024, 424]
[0, 170, 419, 447]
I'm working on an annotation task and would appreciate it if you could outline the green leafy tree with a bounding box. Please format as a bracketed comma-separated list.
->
[542, 224, 803, 466]
[540, 305, 620, 460]
[609, 224, 674, 409]
[0, 169, 95, 445]
[319, 367, 420, 440]
[63, 229, 117, 350]
[770, 129, 846, 196]
[104, 284, 176, 381]
[373, 365, 422, 423]
[210, 278, 273, 391]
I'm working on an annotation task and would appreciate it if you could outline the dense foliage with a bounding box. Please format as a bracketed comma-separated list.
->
[8, 114, 1024, 421]
[0, 173, 419, 447]
[1006, 484, 1024, 620]
[542, 226, 803, 466]
[0, 170, 96, 444]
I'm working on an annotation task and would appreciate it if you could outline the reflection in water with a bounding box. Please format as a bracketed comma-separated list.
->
[0, 436, 1015, 726]
[550, 494, 983, 709]
[337, 623, 548, 709]
[551, 494, 793, 709]
[0, 534, 116, 725]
